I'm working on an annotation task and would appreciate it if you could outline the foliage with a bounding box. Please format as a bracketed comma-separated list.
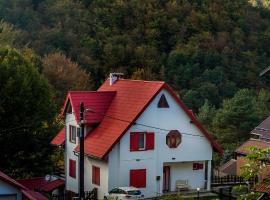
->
[0, 47, 57, 178]
[42, 52, 94, 105]
[0, 20, 21, 46]
[237, 192, 262, 200]
[241, 146, 270, 180]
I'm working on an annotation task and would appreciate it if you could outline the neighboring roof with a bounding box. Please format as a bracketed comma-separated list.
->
[235, 139, 270, 155]
[219, 159, 237, 176]
[17, 177, 64, 193]
[41, 179, 65, 192]
[75, 79, 222, 158]
[255, 183, 270, 193]
[61, 91, 116, 124]
[51, 128, 65, 146]
[251, 116, 270, 139]
[21, 189, 48, 200]
[0, 171, 26, 190]
[0, 171, 48, 200]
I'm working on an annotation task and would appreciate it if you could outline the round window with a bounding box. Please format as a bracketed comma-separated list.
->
[166, 130, 181, 148]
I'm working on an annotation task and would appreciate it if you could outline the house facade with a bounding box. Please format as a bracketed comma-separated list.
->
[51, 76, 222, 199]
[235, 116, 270, 180]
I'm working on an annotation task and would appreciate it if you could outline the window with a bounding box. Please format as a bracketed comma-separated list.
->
[92, 166, 100, 185]
[69, 159, 76, 178]
[69, 125, 77, 143]
[138, 133, 145, 149]
[158, 94, 169, 108]
[130, 132, 154, 151]
[130, 169, 146, 188]
[193, 163, 203, 170]
[166, 130, 181, 148]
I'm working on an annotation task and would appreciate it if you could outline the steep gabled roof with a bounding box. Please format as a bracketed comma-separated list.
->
[235, 139, 270, 155]
[251, 116, 270, 139]
[51, 128, 65, 146]
[75, 79, 222, 158]
[0, 171, 26, 190]
[61, 91, 116, 124]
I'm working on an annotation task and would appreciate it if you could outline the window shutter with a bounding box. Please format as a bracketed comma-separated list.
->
[130, 169, 146, 188]
[69, 159, 76, 178]
[130, 133, 139, 151]
[146, 132, 154, 150]
[92, 166, 100, 185]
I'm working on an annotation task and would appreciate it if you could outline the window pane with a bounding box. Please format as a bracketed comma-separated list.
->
[138, 133, 145, 149]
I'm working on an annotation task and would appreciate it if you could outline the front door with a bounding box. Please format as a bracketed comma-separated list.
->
[163, 166, 170, 192]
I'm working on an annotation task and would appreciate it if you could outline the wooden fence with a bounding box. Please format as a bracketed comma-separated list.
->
[51, 188, 97, 200]
[211, 175, 258, 186]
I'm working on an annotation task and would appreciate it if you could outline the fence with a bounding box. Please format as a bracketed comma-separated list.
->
[211, 175, 258, 186]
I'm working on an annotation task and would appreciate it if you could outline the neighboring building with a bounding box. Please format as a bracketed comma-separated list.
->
[17, 176, 65, 198]
[218, 159, 237, 176]
[51, 76, 223, 198]
[235, 116, 270, 180]
[0, 171, 47, 200]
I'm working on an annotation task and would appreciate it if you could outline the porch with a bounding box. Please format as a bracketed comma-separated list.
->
[162, 161, 211, 193]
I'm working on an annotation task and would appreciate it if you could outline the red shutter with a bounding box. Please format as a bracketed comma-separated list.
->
[92, 166, 100, 185]
[146, 132, 154, 150]
[130, 133, 139, 151]
[130, 169, 146, 188]
[69, 159, 76, 178]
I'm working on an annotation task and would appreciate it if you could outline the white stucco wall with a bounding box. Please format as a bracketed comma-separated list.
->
[65, 112, 109, 199]
[65, 113, 79, 193]
[0, 180, 21, 200]
[84, 158, 108, 199]
[108, 89, 213, 197]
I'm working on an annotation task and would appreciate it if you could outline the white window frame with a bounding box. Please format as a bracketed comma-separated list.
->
[138, 133, 146, 150]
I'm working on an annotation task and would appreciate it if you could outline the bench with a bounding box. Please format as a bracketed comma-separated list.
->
[176, 180, 189, 191]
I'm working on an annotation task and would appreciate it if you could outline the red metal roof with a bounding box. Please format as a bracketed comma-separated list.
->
[51, 128, 65, 146]
[61, 91, 116, 124]
[41, 179, 65, 192]
[75, 79, 222, 158]
[21, 189, 48, 200]
[0, 171, 26, 190]
[17, 177, 64, 193]
[0, 171, 48, 200]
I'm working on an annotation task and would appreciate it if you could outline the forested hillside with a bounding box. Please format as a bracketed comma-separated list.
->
[1, 0, 270, 176]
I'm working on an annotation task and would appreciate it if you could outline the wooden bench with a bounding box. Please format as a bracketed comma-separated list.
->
[176, 180, 189, 191]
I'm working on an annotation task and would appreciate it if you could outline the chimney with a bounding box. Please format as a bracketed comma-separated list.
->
[109, 73, 124, 85]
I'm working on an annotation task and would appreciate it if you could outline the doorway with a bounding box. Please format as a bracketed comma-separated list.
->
[163, 166, 170, 192]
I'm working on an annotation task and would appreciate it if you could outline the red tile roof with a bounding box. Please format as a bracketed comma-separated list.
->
[51, 128, 65, 146]
[219, 159, 237, 175]
[235, 139, 270, 155]
[255, 183, 270, 193]
[61, 91, 116, 124]
[75, 79, 222, 158]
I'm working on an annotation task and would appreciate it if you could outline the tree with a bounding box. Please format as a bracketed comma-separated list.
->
[0, 20, 21, 46]
[0, 47, 57, 178]
[42, 52, 93, 105]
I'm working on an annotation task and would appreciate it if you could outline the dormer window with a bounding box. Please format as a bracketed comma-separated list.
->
[158, 94, 169, 108]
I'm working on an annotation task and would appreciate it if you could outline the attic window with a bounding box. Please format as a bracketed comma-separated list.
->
[66, 101, 72, 114]
[166, 130, 181, 148]
[158, 94, 169, 108]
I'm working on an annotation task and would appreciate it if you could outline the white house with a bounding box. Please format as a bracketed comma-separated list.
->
[51, 76, 223, 199]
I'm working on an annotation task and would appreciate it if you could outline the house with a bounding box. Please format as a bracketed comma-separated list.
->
[17, 175, 65, 199]
[235, 116, 270, 180]
[51, 75, 223, 199]
[0, 170, 47, 200]
[217, 159, 237, 176]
